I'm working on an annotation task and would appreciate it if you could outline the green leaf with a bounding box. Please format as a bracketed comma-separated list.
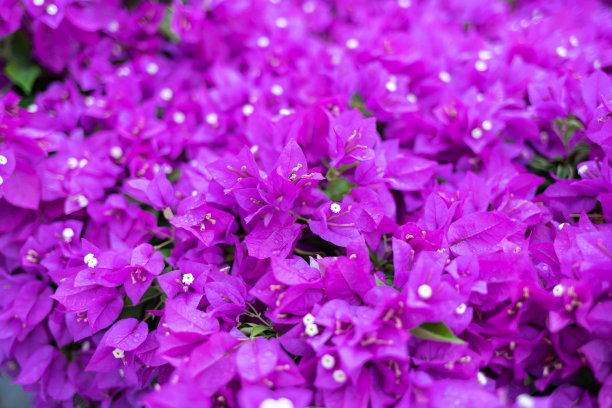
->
[349, 92, 372, 117]
[325, 177, 355, 202]
[375, 274, 386, 286]
[159, 7, 179, 42]
[409, 322, 464, 344]
[250, 325, 268, 338]
[5, 62, 41, 94]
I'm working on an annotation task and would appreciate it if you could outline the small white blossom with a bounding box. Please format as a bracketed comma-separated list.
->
[471, 127, 483, 139]
[112, 348, 125, 359]
[242, 104, 255, 116]
[271, 84, 284, 96]
[110, 146, 123, 159]
[146, 62, 159, 75]
[259, 398, 294, 408]
[439, 71, 451, 83]
[321, 354, 335, 369]
[275, 17, 288, 28]
[346, 38, 359, 50]
[456, 303, 467, 315]
[516, 394, 535, 408]
[46, 3, 58, 15]
[477, 372, 488, 386]
[205, 112, 219, 126]
[482, 120, 493, 131]
[417, 284, 433, 300]
[305, 323, 319, 337]
[474, 60, 488, 72]
[62, 227, 75, 242]
[182, 273, 195, 286]
[0, 155, 7, 165]
[173, 111, 186, 124]
[552, 284, 564, 297]
[303, 313, 315, 325]
[556, 46, 568, 58]
[160, 88, 173, 101]
[332, 369, 347, 383]
[257, 36, 270, 48]
[330, 203, 342, 213]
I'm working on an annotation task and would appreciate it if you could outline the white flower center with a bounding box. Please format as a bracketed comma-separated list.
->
[33, 0, 44, 6]
[332, 369, 347, 383]
[259, 398, 294, 408]
[330, 203, 342, 213]
[346, 38, 359, 50]
[84, 96, 95, 106]
[0, 155, 7, 165]
[0, 175, 4, 185]
[302, 313, 315, 325]
[438, 71, 451, 83]
[417, 284, 432, 300]
[79, 158, 88, 168]
[478, 50, 492, 60]
[556, 46, 568, 58]
[385, 80, 397, 92]
[271, 85, 284, 96]
[108, 21, 119, 32]
[304, 323, 319, 337]
[173, 111, 186, 124]
[27, 104, 38, 113]
[205, 112, 219, 126]
[146, 62, 159, 75]
[321, 354, 335, 369]
[117, 66, 130, 77]
[558, 223, 567, 230]
[482, 120, 493, 131]
[552, 284, 564, 297]
[46, 3, 58, 15]
[456, 303, 467, 315]
[407, 93, 417, 103]
[257, 36, 270, 48]
[76, 194, 89, 208]
[62, 227, 75, 241]
[471, 127, 483, 139]
[242, 104, 254, 116]
[110, 146, 123, 159]
[182, 273, 195, 286]
[477, 372, 487, 386]
[160, 88, 173, 101]
[67, 157, 79, 169]
[516, 394, 535, 408]
[112, 348, 125, 359]
[474, 60, 488, 72]
[275, 17, 288, 28]
[577, 165, 588, 176]
[569, 36, 579, 47]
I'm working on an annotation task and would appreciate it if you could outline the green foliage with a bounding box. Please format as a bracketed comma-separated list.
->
[1, 31, 42, 95]
[409, 322, 465, 344]
[349, 92, 372, 117]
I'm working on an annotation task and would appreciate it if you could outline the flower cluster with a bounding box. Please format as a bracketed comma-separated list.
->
[0, 0, 611, 407]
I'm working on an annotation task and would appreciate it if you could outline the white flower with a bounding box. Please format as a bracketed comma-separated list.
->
[516, 394, 535, 408]
[271, 84, 284, 96]
[552, 284, 564, 297]
[259, 398, 294, 408]
[321, 354, 335, 369]
[477, 372, 488, 386]
[332, 369, 347, 383]
[438, 71, 451, 83]
[173, 111, 186, 124]
[205, 112, 219, 126]
[482, 120, 493, 131]
[417, 284, 432, 300]
[160, 88, 173, 101]
[110, 146, 123, 159]
[182, 273, 195, 286]
[242, 104, 255, 116]
[456, 303, 467, 315]
[46, 3, 58, 15]
[146, 62, 159, 75]
[471, 127, 483, 139]
[304, 323, 319, 337]
[302, 313, 315, 325]
[474, 60, 488, 72]
[62, 228, 75, 242]
[0, 155, 7, 165]
[330, 203, 342, 213]
[112, 348, 125, 359]
[346, 38, 359, 50]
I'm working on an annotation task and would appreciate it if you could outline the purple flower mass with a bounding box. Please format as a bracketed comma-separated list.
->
[0, 0, 612, 407]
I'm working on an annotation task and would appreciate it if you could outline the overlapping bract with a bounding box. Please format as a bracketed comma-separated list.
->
[0, 1, 611, 408]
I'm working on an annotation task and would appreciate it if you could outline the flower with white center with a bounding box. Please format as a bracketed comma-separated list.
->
[305, 323, 319, 336]
[302, 1, 315, 13]
[257, 36, 270, 48]
[330, 203, 342, 213]
[456, 303, 467, 315]
[182, 273, 195, 286]
[173, 111, 186, 124]
[46, 3, 58, 15]
[407, 93, 417, 103]
[279, 108, 292, 116]
[439, 71, 451, 83]
[276, 17, 288, 28]
[160, 88, 173, 101]
[205, 112, 219, 126]
[271, 84, 284, 96]
[76, 194, 89, 208]
[146, 62, 159, 75]
[471, 127, 483, 139]
[27, 104, 38, 113]
[79, 158, 88, 168]
[242, 104, 254, 116]
[84, 253, 95, 264]
[303, 313, 315, 325]
[321, 354, 335, 369]
[477, 372, 488, 386]
[67, 157, 79, 169]
[346, 38, 359, 50]
[250, 145, 259, 154]
[110, 146, 123, 159]
[0, 155, 7, 165]
[417, 284, 432, 300]
[84, 96, 95, 106]
[259, 398, 294, 408]
[516, 394, 535, 408]
[0, 176, 4, 186]
[552, 284, 564, 297]
[385, 80, 397, 92]
[482, 120, 493, 131]
[556, 46, 568, 58]
[62, 227, 75, 242]
[558, 223, 567, 230]
[478, 50, 492, 60]
[578, 165, 588, 176]
[476, 93, 484, 102]
[398, 0, 411, 7]
[332, 369, 347, 383]
[117, 66, 130, 76]
[108, 21, 119, 33]
[474, 60, 487, 72]
[191, 190, 198, 196]
[33, 0, 44, 6]
[112, 348, 125, 359]
[568, 36, 578, 47]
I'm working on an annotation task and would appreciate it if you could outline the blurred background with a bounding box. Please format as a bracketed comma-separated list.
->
[0, 374, 32, 408]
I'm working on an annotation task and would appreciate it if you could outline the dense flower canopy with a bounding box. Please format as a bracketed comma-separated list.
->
[0, 0, 612, 407]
